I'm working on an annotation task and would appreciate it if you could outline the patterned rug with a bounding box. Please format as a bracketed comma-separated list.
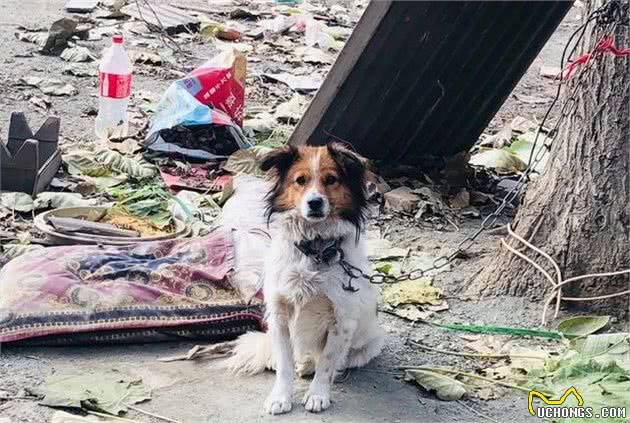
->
[0, 228, 263, 345]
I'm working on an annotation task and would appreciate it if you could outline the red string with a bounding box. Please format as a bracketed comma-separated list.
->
[562, 35, 630, 79]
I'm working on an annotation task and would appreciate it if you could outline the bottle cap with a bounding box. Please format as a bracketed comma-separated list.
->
[112, 35, 123, 44]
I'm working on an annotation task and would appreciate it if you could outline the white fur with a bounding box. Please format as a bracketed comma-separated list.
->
[220, 176, 384, 415]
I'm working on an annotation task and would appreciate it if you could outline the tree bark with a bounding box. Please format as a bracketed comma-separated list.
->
[468, 2, 630, 315]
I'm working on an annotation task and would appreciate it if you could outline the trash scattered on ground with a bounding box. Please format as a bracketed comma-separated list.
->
[64, 0, 98, 13]
[63, 63, 95, 77]
[263, 72, 322, 93]
[60, 46, 95, 62]
[32, 369, 151, 416]
[19, 77, 78, 96]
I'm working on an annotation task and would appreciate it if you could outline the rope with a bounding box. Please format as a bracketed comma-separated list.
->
[501, 224, 630, 326]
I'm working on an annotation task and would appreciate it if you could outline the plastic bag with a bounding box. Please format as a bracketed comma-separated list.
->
[144, 49, 250, 161]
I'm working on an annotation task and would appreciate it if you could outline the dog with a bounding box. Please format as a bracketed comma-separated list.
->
[220, 142, 384, 415]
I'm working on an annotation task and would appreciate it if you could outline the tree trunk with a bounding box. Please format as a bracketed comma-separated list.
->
[468, 1, 630, 315]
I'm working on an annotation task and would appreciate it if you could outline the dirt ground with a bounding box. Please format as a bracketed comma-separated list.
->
[0, 1, 588, 422]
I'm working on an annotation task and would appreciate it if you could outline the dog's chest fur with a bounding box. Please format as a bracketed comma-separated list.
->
[265, 216, 367, 307]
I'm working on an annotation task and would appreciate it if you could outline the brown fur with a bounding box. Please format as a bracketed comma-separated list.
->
[274, 146, 353, 219]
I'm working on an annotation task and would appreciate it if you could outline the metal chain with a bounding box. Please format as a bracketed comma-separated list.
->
[342, 3, 623, 286]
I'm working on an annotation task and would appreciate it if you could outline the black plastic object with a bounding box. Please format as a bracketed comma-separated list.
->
[0, 112, 61, 195]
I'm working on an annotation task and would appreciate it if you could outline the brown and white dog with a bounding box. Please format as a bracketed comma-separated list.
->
[221, 142, 383, 414]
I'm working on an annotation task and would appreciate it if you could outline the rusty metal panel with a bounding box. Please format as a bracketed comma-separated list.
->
[289, 1, 573, 164]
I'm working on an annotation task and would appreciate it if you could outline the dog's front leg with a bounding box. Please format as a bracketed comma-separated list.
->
[302, 318, 357, 412]
[264, 296, 295, 415]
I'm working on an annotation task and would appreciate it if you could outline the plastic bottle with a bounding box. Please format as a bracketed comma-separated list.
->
[95, 35, 132, 141]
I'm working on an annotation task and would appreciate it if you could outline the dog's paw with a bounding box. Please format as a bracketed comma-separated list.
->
[302, 388, 331, 413]
[265, 391, 293, 415]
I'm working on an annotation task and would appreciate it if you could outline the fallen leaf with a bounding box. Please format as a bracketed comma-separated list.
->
[539, 65, 561, 79]
[509, 346, 548, 372]
[274, 95, 306, 121]
[128, 50, 162, 65]
[382, 278, 441, 307]
[465, 336, 507, 355]
[35, 192, 97, 209]
[36, 369, 151, 415]
[448, 190, 469, 209]
[51, 410, 104, 422]
[480, 125, 513, 148]
[63, 63, 95, 77]
[558, 315, 610, 337]
[15, 31, 46, 45]
[510, 116, 544, 134]
[20, 76, 78, 96]
[60, 46, 94, 62]
[527, 356, 630, 422]
[244, 112, 275, 133]
[404, 369, 466, 401]
[475, 386, 504, 401]
[367, 235, 409, 261]
[0, 192, 35, 212]
[295, 46, 333, 64]
[263, 72, 322, 93]
[30, 95, 51, 111]
[469, 148, 526, 173]
[392, 304, 433, 322]
[224, 149, 262, 176]
[513, 93, 549, 104]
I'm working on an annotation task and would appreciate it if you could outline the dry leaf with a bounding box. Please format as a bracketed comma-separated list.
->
[382, 278, 442, 307]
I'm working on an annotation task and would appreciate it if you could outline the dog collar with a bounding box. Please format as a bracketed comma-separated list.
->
[294, 236, 360, 292]
[294, 236, 343, 265]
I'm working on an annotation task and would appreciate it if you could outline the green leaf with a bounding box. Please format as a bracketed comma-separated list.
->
[36, 369, 151, 416]
[375, 263, 393, 274]
[95, 150, 157, 179]
[508, 131, 550, 173]
[572, 333, 630, 365]
[404, 369, 466, 401]
[558, 316, 610, 337]
[147, 210, 173, 229]
[469, 148, 526, 173]
[527, 357, 630, 423]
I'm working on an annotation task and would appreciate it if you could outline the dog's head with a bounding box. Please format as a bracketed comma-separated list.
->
[260, 142, 368, 232]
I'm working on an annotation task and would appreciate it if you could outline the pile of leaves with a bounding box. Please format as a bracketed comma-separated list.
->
[402, 315, 630, 423]
[106, 185, 186, 235]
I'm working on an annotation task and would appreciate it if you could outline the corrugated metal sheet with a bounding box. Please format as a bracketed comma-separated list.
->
[122, 3, 200, 34]
[289, 1, 573, 164]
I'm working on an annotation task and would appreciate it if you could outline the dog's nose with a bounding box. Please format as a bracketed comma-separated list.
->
[307, 198, 323, 211]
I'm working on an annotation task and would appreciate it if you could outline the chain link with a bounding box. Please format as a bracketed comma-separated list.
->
[335, 0, 623, 287]
[341, 125, 551, 286]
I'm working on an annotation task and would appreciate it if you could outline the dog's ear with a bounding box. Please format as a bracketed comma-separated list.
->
[327, 141, 369, 238]
[326, 141, 368, 178]
[259, 145, 299, 175]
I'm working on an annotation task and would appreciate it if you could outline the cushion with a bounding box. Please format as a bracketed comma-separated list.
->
[0, 228, 263, 345]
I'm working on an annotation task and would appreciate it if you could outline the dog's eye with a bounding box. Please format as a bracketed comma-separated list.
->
[296, 176, 307, 186]
[324, 175, 337, 185]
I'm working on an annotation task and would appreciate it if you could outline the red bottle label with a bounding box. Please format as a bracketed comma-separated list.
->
[98, 72, 132, 99]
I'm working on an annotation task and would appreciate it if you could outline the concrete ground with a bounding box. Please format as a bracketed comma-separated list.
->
[0, 0, 581, 422]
